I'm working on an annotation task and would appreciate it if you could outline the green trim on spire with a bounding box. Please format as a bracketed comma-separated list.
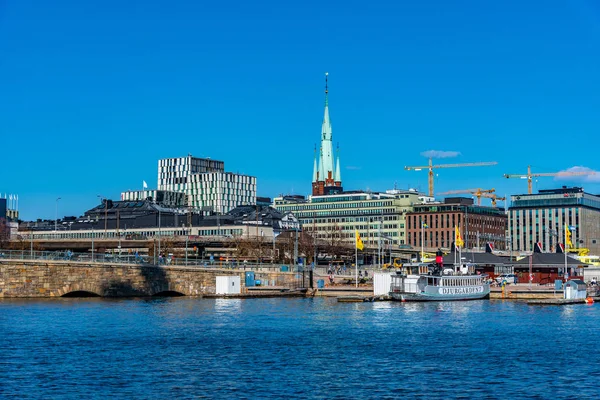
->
[312, 144, 318, 182]
[335, 145, 341, 183]
[324, 72, 329, 107]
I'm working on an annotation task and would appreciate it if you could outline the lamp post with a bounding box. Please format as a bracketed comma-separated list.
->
[55, 197, 61, 234]
[158, 208, 161, 264]
[378, 219, 382, 269]
[294, 226, 298, 270]
[313, 212, 317, 269]
[420, 220, 426, 262]
[97, 195, 106, 238]
[91, 226, 95, 262]
[185, 227, 188, 267]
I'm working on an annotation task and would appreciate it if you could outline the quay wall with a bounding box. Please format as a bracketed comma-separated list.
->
[0, 260, 300, 298]
[490, 287, 564, 300]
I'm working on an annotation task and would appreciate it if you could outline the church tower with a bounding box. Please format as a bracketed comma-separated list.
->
[312, 73, 343, 196]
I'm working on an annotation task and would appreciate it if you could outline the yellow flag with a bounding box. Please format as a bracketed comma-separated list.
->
[355, 230, 364, 251]
[565, 225, 572, 248]
[455, 226, 464, 248]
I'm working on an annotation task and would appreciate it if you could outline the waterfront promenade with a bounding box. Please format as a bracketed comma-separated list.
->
[0, 250, 307, 298]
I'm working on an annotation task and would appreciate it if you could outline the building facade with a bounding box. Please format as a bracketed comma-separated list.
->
[188, 172, 256, 214]
[508, 187, 600, 255]
[1, 195, 20, 239]
[273, 189, 426, 246]
[406, 197, 508, 251]
[312, 74, 342, 196]
[20, 201, 295, 241]
[121, 190, 187, 207]
[157, 155, 224, 193]
[128, 154, 258, 214]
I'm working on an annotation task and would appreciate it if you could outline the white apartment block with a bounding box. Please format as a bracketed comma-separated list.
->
[121, 190, 186, 208]
[157, 155, 224, 193]
[156, 155, 256, 214]
[188, 172, 256, 214]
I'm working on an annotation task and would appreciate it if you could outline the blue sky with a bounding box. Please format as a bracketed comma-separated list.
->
[1, 0, 599, 220]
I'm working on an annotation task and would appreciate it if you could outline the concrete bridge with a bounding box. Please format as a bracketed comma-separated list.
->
[0, 259, 302, 298]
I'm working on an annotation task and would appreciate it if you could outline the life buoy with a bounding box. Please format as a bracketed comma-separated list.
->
[529, 274, 534, 281]
[585, 297, 594, 304]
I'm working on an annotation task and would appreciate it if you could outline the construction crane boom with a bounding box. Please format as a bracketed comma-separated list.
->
[405, 158, 497, 197]
[504, 165, 595, 194]
[481, 193, 505, 207]
[438, 188, 495, 205]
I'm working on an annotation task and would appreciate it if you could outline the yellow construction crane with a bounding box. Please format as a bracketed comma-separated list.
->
[405, 158, 498, 197]
[438, 188, 495, 205]
[504, 165, 594, 194]
[481, 193, 505, 207]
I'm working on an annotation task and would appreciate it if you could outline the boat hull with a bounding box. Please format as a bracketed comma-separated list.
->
[390, 284, 490, 302]
[391, 290, 490, 302]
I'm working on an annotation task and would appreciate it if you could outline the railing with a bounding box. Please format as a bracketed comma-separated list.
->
[0, 249, 301, 271]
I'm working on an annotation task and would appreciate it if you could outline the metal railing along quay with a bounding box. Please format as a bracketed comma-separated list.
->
[0, 249, 309, 272]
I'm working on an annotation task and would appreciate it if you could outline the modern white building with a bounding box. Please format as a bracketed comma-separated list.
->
[157, 155, 224, 193]
[188, 172, 256, 214]
[508, 187, 600, 255]
[123, 154, 257, 214]
[121, 190, 186, 207]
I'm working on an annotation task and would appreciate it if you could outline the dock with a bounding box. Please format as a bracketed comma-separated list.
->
[527, 297, 597, 306]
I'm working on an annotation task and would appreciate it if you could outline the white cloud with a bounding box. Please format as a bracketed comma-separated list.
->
[555, 166, 600, 183]
[420, 150, 461, 159]
[346, 166, 361, 170]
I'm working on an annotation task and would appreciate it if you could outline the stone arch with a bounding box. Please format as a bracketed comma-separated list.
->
[52, 282, 104, 298]
[149, 282, 193, 296]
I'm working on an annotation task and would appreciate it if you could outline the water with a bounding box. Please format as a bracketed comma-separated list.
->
[1, 298, 598, 399]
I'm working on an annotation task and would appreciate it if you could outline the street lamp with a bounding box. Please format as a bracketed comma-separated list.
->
[421, 220, 428, 262]
[91, 225, 95, 262]
[55, 197, 61, 234]
[97, 195, 107, 237]
[157, 208, 161, 264]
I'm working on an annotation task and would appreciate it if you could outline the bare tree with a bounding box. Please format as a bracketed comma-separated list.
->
[298, 231, 316, 264]
[0, 219, 10, 249]
[320, 223, 352, 260]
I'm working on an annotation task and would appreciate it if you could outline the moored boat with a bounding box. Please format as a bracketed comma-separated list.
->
[389, 267, 490, 302]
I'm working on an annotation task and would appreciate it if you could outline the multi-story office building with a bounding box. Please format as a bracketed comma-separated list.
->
[124, 154, 256, 214]
[121, 190, 186, 207]
[157, 155, 224, 193]
[508, 186, 600, 255]
[406, 197, 508, 251]
[188, 172, 256, 214]
[273, 189, 426, 246]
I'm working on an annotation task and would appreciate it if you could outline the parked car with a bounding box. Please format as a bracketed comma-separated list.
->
[495, 274, 517, 284]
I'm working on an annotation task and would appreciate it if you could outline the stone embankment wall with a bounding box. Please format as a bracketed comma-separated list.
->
[0, 260, 299, 298]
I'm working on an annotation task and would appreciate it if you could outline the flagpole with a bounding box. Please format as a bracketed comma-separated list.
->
[421, 222, 424, 262]
[355, 241, 358, 288]
[454, 225, 457, 273]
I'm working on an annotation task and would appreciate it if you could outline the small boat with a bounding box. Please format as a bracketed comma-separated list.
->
[389, 264, 490, 302]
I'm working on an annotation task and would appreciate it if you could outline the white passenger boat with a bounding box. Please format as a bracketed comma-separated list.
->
[389, 266, 490, 302]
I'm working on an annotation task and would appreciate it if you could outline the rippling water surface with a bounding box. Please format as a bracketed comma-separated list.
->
[1, 298, 598, 399]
